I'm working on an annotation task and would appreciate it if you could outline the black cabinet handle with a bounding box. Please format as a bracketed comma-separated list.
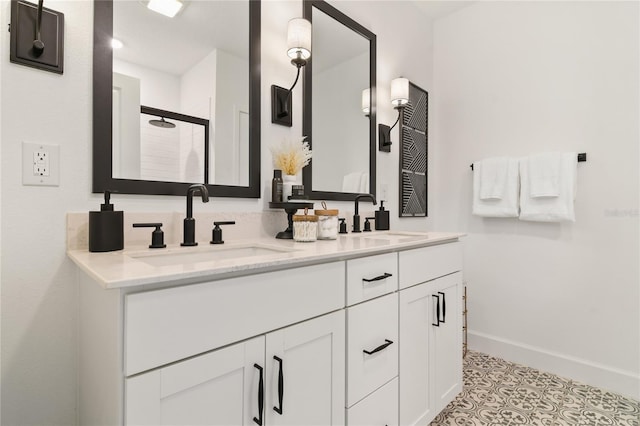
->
[273, 356, 284, 415]
[362, 272, 393, 283]
[432, 294, 440, 327]
[363, 339, 394, 355]
[253, 364, 264, 425]
[438, 291, 446, 323]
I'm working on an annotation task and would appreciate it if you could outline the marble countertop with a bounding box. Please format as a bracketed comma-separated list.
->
[68, 231, 464, 290]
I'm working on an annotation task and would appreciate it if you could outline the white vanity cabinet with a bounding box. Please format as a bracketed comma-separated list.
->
[75, 233, 464, 426]
[126, 310, 345, 426]
[398, 243, 463, 426]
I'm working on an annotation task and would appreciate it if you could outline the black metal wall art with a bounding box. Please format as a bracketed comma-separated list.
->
[399, 82, 427, 217]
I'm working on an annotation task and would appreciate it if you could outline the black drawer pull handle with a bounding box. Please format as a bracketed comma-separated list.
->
[438, 291, 446, 323]
[363, 339, 394, 355]
[432, 294, 440, 327]
[253, 364, 263, 425]
[362, 272, 393, 283]
[273, 356, 284, 415]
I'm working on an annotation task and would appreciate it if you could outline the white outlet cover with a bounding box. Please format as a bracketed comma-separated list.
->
[22, 142, 60, 186]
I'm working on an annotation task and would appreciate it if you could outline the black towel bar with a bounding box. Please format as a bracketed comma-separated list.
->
[470, 153, 587, 170]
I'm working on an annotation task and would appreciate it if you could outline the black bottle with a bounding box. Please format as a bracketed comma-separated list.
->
[89, 191, 124, 252]
[272, 169, 283, 202]
[375, 201, 390, 231]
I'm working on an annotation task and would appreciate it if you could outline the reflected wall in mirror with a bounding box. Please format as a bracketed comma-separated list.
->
[303, 0, 376, 201]
[93, 0, 260, 197]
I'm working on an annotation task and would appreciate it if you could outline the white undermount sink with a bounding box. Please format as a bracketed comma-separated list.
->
[362, 231, 429, 243]
[129, 244, 295, 267]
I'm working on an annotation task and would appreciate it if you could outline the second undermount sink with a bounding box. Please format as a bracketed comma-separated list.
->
[129, 244, 295, 267]
[362, 231, 430, 243]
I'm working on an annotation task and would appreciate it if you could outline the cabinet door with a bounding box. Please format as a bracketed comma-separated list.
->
[433, 272, 463, 413]
[125, 336, 264, 426]
[265, 310, 345, 426]
[399, 282, 435, 426]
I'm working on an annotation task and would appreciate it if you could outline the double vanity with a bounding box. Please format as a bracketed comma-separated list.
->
[69, 228, 464, 425]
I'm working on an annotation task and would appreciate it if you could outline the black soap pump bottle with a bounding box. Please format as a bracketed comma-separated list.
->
[272, 169, 283, 202]
[89, 191, 124, 252]
[374, 200, 390, 231]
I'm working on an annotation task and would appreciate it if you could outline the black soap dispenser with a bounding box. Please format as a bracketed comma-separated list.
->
[89, 191, 124, 252]
[374, 201, 390, 231]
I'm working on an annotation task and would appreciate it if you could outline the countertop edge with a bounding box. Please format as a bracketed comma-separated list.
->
[68, 232, 465, 290]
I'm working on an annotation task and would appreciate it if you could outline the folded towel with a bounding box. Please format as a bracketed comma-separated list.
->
[472, 158, 520, 217]
[342, 171, 364, 193]
[478, 157, 510, 200]
[519, 152, 577, 222]
[528, 153, 562, 197]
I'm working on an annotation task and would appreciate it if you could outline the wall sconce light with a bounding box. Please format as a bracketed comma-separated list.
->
[9, 0, 65, 74]
[379, 77, 409, 152]
[271, 18, 312, 127]
[361, 88, 370, 117]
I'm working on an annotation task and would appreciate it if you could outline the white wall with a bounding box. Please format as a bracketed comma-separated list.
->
[0, 1, 434, 424]
[432, 1, 639, 399]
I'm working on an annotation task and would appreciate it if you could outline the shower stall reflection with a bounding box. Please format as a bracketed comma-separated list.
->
[113, 105, 209, 184]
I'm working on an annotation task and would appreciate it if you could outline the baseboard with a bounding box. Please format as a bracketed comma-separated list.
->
[468, 330, 640, 401]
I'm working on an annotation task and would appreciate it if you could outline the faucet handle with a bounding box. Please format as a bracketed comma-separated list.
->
[338, 218, 348, 234]
[364, 217, 375, 232]
[211, 221, 236, 244]
[133, 223, 166, 249]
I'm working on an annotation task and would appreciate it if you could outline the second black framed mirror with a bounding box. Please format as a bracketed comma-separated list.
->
[302, 0, 377, 201]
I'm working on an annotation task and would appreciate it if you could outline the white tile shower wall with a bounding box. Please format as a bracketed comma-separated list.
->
[432, 1, 639, 399]
[0, 1, 436, 423]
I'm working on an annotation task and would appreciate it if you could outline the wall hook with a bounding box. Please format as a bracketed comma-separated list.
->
[10, 0, 64, 74]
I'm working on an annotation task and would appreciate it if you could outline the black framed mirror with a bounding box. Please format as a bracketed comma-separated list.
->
[93, 0, 260, 197]
[302, 0, 376, 201]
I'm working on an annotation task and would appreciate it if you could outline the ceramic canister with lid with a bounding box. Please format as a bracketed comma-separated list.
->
[315, 201, 339, 240]
[292, 208, 318, 242]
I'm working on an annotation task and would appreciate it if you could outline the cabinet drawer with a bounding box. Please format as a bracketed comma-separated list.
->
[347, 377, 398, 426]
[346, 293, 398, 407]
[125, 261, 345, 376]
[347, 253, 398, 306]
[399, 242, 462, 289]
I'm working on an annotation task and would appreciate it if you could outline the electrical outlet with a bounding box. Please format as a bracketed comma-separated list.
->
[33, 151, 50, 176]
[23, 142, 59, 186]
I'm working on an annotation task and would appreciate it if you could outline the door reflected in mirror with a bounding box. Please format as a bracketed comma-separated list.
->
[112, 0, 249, 187]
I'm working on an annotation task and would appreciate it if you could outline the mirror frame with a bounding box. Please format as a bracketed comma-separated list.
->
[302, 0, 376, 201]
[93, 0, 261, 197]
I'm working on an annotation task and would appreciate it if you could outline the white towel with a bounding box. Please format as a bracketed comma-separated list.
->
[472, 158, 520, 217]
[528, 153, 562, 197]
[478, 157, 510, 200]
[519, 152, 577, 222]
[342, 172, 364, 193]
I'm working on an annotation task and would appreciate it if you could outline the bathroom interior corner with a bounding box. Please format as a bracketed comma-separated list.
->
[0, 0, 638, 425]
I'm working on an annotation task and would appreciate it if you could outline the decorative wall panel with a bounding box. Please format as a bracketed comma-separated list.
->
[399, 82, 428, 217]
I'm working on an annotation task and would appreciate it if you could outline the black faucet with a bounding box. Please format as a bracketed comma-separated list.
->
[181, 184, 210, 246]
[352, 194, 377, 233]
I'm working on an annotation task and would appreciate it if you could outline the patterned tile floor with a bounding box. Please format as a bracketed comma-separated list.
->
[430, 351, 640, 426]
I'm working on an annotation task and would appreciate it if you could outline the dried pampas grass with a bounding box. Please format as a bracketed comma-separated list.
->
[270, 137, 312, 175]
